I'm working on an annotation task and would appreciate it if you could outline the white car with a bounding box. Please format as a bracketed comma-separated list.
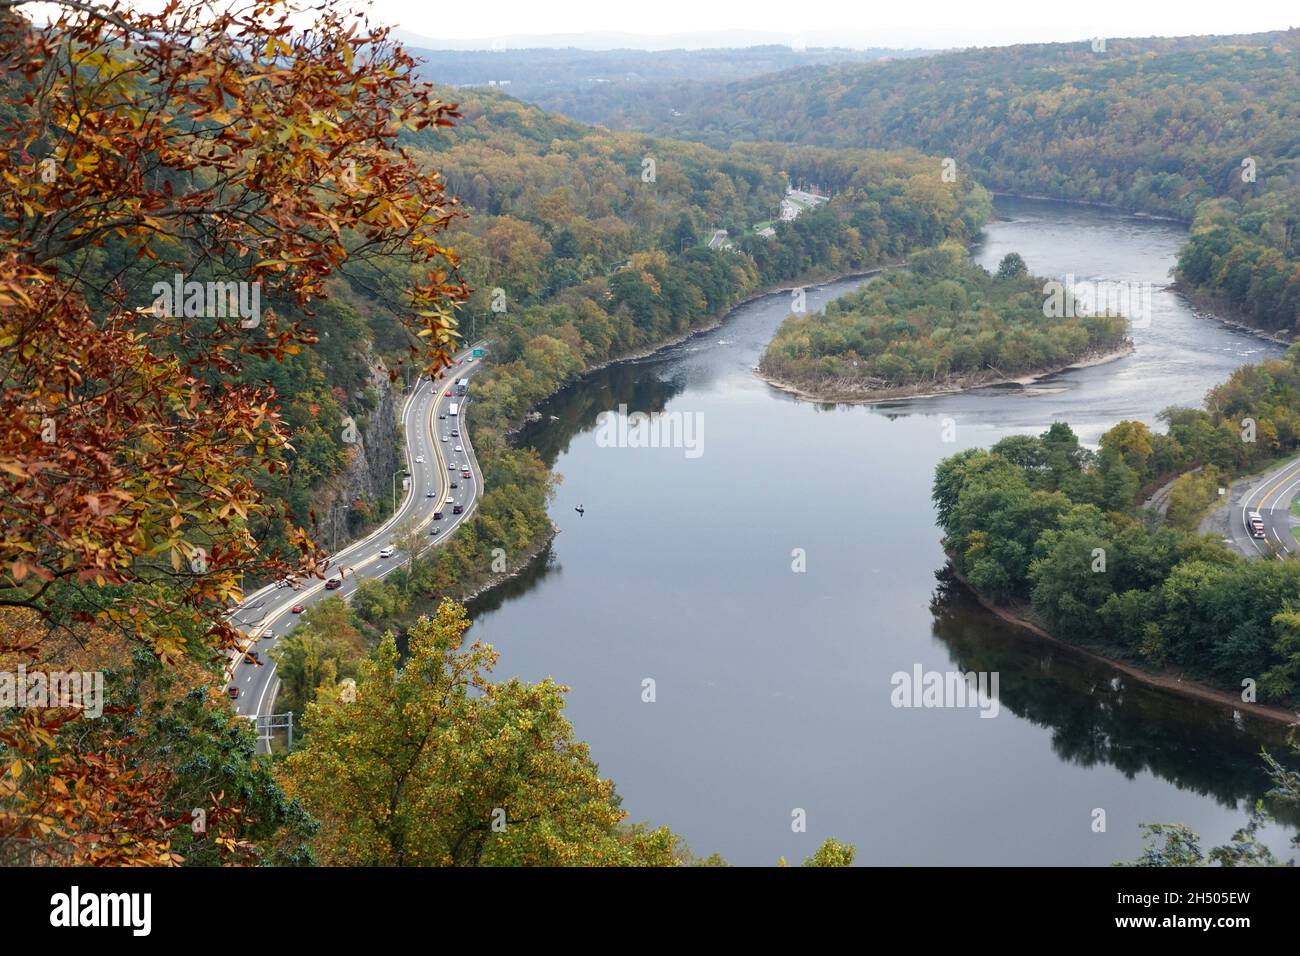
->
[445, 496, 454, 504]
[415, 455, 425, 464]
[441, 435, 448, 442]
[454, 445, 463, 453]
[379, 546, 395, 559]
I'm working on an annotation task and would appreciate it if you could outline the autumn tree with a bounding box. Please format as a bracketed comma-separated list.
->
[0, 0, 467, 864]
[0, 0, 467, 661]
[281, 600, 684, 865]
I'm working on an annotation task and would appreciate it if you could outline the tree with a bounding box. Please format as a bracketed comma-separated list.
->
[996, 252, 1028, 279]
[0, 0, 467, 662]
[269, 596, 363, 718]
[0, 0, 468, 864]
[801, 838, 856, 866]
[281, 600, 685, 865]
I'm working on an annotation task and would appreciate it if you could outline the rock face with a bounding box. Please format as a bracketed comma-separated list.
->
[317, 357, 401, 551]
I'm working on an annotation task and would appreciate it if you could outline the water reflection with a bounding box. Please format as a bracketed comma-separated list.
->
[929, 569, 1298, 822]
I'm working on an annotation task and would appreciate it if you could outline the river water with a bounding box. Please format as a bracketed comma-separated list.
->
[468, 196, 1297, 865]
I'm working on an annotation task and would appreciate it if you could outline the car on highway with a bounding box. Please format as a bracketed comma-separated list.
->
[451, 429, 459, 437]
[415, 455, 424, 463]
[444, 390, 451, 396]
[445, 496, 454, 504]
[441, 435, 448, 441]
[379, 546, 395, 559]
[244, 650, 261, 665]
[453, 504, 463, 515]
[462, 469, 471, 479]
[448, 462, 457, 471]
[433, 511, 443, 520]
[324, 577, 342, 590]
[1249, 511, 1267, 538]
[430, 527, 440, 535]
[291, 604, 305, 613]
[227, 686, 240, 699]
[439, 413, 446, 420]
[455, 445, 463, 452]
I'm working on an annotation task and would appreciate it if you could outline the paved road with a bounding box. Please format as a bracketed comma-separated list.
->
[224, 345, 485, 745]
[1224, 454, 1300, 559]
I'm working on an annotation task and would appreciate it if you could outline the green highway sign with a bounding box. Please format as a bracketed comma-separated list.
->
[472, 348, 484, 358]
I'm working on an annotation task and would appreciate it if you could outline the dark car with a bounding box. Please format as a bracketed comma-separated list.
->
[430, 527, 440, 536]
[450, 481, 458, 489]
[244, 650, 261, 665]
[227, 686, 240, 699]
[324, 577, 342, 590]
[433, 511, 443, 520]
[453, 504, 463, 515]
[450, 430, 459, 438]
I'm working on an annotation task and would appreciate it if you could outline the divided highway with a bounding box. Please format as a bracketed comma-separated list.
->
[1226, 454, 1300, 559]
[224, 345, 485, 745]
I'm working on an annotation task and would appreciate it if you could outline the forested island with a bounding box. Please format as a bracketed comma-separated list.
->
[758, 245, 1130, 401]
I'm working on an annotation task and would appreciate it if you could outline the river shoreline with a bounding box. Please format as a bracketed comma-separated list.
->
[458, 522, 558, 605]
[1173, 281, 1294, 346]
[946, 561, 1298, 730]
[755, 341, 1136, 405]
[989, 190, 1190, 225]
[504, 262, 903, 439]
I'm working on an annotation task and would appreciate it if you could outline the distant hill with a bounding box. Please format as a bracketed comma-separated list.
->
[407, 44, 931, 125]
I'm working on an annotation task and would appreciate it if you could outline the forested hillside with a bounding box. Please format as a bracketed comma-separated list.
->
[409, 44, 921, 121]
[535, 31, 1300, 333]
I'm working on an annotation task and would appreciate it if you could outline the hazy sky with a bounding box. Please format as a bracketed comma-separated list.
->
[374, 0, 1297, 48]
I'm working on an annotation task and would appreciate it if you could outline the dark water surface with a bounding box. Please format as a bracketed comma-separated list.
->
[467, 197, 1296, 865]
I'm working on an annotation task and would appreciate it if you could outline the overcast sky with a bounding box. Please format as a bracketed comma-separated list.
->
[373, 0, 1297, 48]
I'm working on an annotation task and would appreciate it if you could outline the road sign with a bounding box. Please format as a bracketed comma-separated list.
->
[472, 347, 484, 358]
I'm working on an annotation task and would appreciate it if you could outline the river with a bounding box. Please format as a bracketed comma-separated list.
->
[467, 196, 1297, 865]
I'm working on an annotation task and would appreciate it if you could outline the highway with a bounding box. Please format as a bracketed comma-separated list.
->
[1226, 454, 1300, 559]
[223, 345, 485, 747]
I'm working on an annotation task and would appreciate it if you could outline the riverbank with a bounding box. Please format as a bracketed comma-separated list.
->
[1173, 281, 1294, 346]
[989, 190, 1190, 225]
[947, 561, 1298, 730]
[757, 341, 1135, 406]
[458, 522, 558, 605]
[504, 262, 903, 439]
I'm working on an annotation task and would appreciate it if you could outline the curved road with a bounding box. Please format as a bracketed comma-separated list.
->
[1226, 454, 1300, 559]
[224, 345, 486, 745]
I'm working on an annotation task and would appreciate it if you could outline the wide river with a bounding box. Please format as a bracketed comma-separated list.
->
[469, 196, 1297, 865]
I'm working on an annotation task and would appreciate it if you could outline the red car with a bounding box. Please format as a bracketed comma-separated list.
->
[462, 470, 471, 479]
[444, 390, 451, 396]
[291, 604, 305, 614]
